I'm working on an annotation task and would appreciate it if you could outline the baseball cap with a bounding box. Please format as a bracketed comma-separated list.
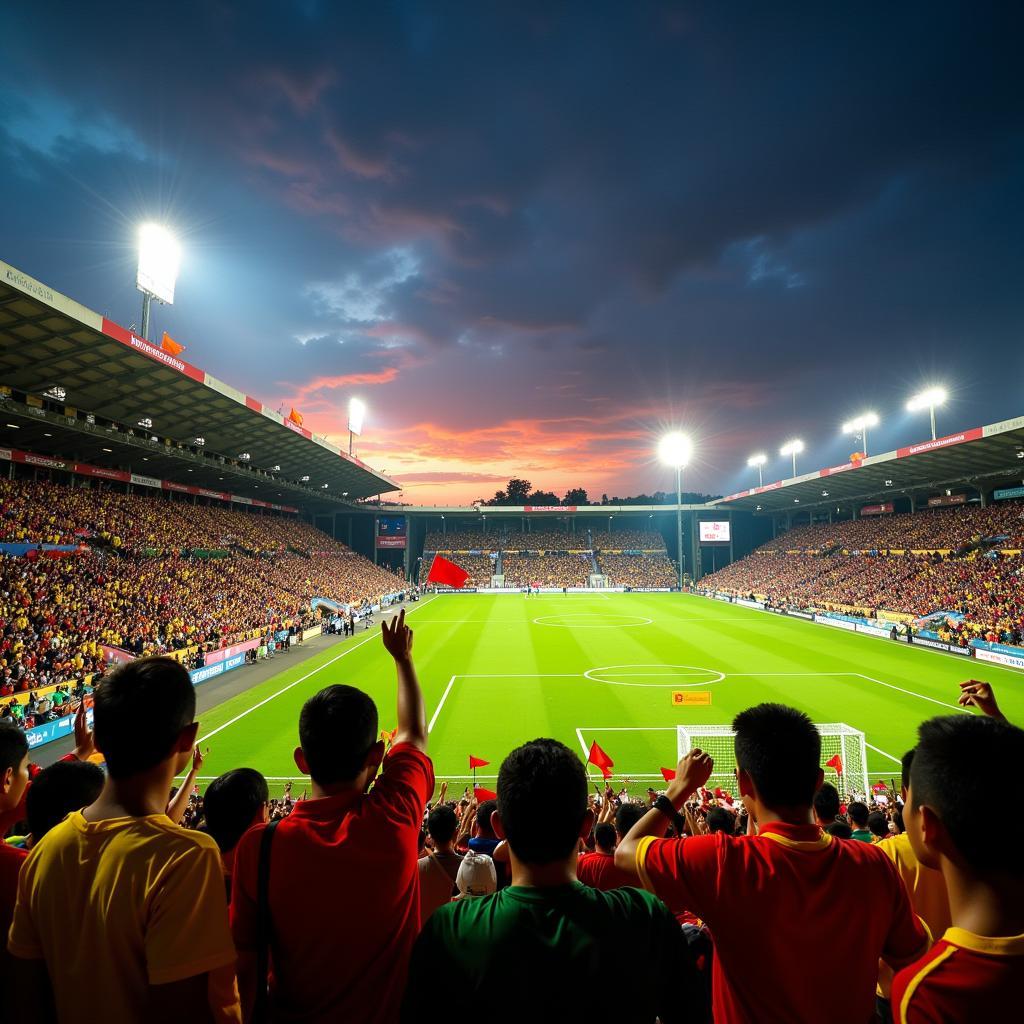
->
[456, 851, 497, 897]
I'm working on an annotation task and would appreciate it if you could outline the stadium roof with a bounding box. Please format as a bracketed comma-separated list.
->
[711, 414, 1024, 514]
[0, 260, 398, 510]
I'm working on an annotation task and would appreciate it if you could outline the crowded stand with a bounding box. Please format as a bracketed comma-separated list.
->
[702, 501, 1024, 639]
[591, 529, 667, 551]
[3, 618, 1020, 1022]
[599, 553, 678, 589]
[502, 553, 592, 587]
[422, 530, 494, 550]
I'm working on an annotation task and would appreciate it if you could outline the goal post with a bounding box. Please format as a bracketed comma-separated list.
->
[676, 722, 869, 801]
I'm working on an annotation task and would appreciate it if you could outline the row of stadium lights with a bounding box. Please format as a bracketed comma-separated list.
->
[744, 387, 949, 485]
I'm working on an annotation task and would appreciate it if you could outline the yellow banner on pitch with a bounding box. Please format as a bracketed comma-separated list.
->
[672, 691, 712, 706]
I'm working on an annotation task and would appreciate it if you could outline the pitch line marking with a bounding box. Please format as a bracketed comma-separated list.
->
[427, 676, 457, 734]
[197, 597, 436, 745]
[865, 743, 903, 764]
[853, 674, 967, 714]
[585, 663, 725, 688]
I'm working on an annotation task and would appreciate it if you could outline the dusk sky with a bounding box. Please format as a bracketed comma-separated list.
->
[2, 3, 1022, 504]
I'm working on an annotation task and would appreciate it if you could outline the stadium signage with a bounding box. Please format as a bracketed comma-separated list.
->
[787, 610, 815, 620]
[101, 317, 205, 382]
[994, 486, 1024, 501]
[198, 488, 230, 501]
[76, 463, 130, 482]
[816, 615, 857, 631]
[26, 710, 89, 750]
[204, 637, 260, 665]
[860, 503, 894, 516]
[735, 598, 764, 609]
[820, 462, 857, 477]
[927, 494, 967, 507]
[858, 623, 894, 638]
[897, 427, 983, 459]
[376, 535, 407, 549]
[910, 637, 972, 655]
[129, 473, 162, 488]
[974, 648, 1024, 670]
[523, 505, 575, 512]
[25, 453, 67, 470]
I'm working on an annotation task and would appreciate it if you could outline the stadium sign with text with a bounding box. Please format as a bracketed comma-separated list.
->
[860, 503, 894, 515]
[927, 494, 967, 507]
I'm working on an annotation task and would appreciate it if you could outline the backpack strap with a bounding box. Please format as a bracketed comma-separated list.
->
[253, 818, 281, 1023]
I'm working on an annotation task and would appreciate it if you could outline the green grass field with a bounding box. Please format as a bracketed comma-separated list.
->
[185, 593, 1024, 797]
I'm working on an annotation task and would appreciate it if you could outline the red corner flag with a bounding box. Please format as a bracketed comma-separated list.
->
[826, 753, 844, 775]
[469, 755, 490, 770]
[425, 554, 470, 589]
[474, 786, 498, 802]
[660, 767, 677, 783]
[587, 741, 614, 779]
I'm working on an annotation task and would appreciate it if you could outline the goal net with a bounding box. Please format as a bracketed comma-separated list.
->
[589, 574, 610, 588]
[676, 722, 869, 801]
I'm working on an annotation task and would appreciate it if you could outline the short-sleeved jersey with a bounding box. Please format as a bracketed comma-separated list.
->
[892, 927, 1024, 1023]
[576, 849, 635, 890]
[231, 742, 433, 1024]
[876, 833, 950, 940]
[637, 821, 927, 1023]
[403, 882, 701, 1023]
[8, 811, 240, 1023]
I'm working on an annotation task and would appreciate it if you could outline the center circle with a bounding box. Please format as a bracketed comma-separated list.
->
[532, 613, 653, 628]
[584, 663, 726, 687]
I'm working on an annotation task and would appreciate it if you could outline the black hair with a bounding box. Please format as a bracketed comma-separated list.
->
[615, 802, 646, 837]
[813, 782, 840, 823]
[912, 715, 1024, 875]
[0, 720, 28, 776]
[26, 760, 104, 840]
[827, 820, 853, 839]
[848, 802, 869, 828]
[475, 799, 498, 838]
[901, 748, 914, 791]
[298, 685, 378, 784]
[867, 811, 889, 838]
[427, 804, 458, 845]
[497, 738, 586, 864]
[594, 821, 616, 850]
[93, 658, 195, 778]
[204, 769, 269, 854]
[706, 807, 734, 835]
[732, 703, 821, 808]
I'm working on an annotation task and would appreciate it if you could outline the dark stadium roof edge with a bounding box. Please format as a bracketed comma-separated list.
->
[0, 260, 398, 510]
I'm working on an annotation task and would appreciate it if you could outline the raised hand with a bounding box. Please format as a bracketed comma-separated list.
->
[666, 748, 715, 805]
[958, 680, 1005, 721]
[72, 700, 96, 762]
[382, 608, 414, 663]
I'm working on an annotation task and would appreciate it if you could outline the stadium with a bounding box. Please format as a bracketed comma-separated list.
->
[2, 7, 1022, 1023]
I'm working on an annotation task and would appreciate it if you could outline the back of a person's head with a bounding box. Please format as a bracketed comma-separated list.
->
[706, 807, 734, 835]
[848, 802, 869, 828]
[867, 811, 889, 839]
[298, 684, 378, 784]
[93, 657, 195, 778]
[26, 760, 104, 840]
[827, 820, 853, 839]
[813, 782, 840, 823]
[615, 801, 646, 837]
[427, 804, 458, 845]
[901, 748, 914, 792]
[475, 799, 498, 838]
[497, 738, 586, 864]
[912, 714, 1024, 875]
[593, 821, 616, 851]
[0, 720, 28, 778]
[732, 703, 821, 809]
[204, 768, 269, 854]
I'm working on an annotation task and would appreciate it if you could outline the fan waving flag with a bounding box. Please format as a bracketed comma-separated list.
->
[426, 554, 470, 589]
[587, 741, 614, 780]
[469, 755, 490, 769]
[474, 786, 498, 802]
[825, 753, 844, 775]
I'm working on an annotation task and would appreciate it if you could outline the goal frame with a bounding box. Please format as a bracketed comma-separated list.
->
[676, 721, 869, 801]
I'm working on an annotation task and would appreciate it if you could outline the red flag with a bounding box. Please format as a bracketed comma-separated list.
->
[426, 554, 470, 589]
[474, 786, 497, 802]
[288, 407, 304, 426]
[160, 332, 185, 356]
[872, 781, 888, 793]
[469, 755, 489, 769]
[660, 767, 676, 783]
[587, 741, 614, 779]
[825, 753, 844, 775]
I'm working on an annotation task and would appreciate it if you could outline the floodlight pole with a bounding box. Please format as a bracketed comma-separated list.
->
[756, 465, 763, 487]
[140, 291, 153, 341]
[791, 452, 798, 477]
[349, 429, 354, 456]
[929, 405, 937, 441]
[675, 465, 684, 591]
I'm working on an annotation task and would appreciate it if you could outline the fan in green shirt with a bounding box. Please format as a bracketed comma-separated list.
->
[403, 739, 704, 1023]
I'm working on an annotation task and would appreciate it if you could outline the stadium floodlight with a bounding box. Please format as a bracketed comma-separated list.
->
[270, 465, 280, 472]
[348, 397, 366, 455]
[322, 483, 329, 489]
[136, 223, 181, 340]
[43, 386, 67, 402]
[747, 453, 767, 487]
[842, 411, 879, 456]
[906, 386, 947, 440]
[137, 417, 153, 429]
[657, 431, 694, 592]
[780, 439, 805, 476]
[239, 452, 251, 461]
[301, 475, 310, 482]
[193, 436, 205, 447]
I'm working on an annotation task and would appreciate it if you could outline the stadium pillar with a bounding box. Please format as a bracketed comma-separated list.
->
[373, 516, 379, 565]
[140, 291, 152, 341]
[980, 486, 988, 508]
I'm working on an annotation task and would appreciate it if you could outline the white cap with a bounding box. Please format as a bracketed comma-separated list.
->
[456, 851, 497, 897]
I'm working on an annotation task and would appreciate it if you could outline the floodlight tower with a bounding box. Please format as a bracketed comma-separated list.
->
[747, 453, 767, 487]
[842, 411, 880, 457]
[348, 397, 366, 455]
[136, 224, 181, 341]
[906, 387, 947, 441]
[780, 438, 805, 477]
[658, 431, 693, 590]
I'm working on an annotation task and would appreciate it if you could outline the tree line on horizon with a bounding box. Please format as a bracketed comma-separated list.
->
[475, 478, 719, 507]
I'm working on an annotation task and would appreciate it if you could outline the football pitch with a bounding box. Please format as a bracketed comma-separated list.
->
[183, 593, 1024, 797]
